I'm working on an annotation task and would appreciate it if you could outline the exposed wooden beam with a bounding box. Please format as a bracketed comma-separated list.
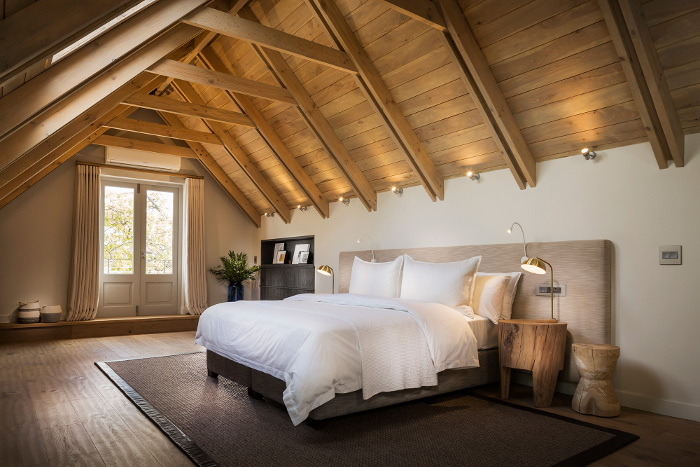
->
[0, 75, 164, 203]
[148, 59, 297, 105]
[155, 0, 252, 95]
[183, 7, 357, 73]
[618, 0, 684, 167]
[171, 79, 292, 224]
[199, 46, 330, 218]
[0, 25, 202, 172]
[123, 92, 255, 127]
[156, 110, 262, 227]
[105, 116, 224, 146]
[377, 0, 446, 31]
[598, 0, 670, 169]
[239, 8, 375, 212]
[0, 0, 211, 144]
[92, 135, 198, 159]
[308, 0, 445, 201]
[438, 0, 537, 188]
[0, 0, 138, 84]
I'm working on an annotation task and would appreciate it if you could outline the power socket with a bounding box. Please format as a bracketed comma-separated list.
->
[535, 284, 566, 296]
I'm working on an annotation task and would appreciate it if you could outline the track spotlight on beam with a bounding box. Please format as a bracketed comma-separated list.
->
[391, 186, 403, 196]
[581, 148, 597, 160]
[297, 205, 307, 211]
[467, 171, 481, 181]
[339, 196, 350, 206]
[264, 212, 275, 217]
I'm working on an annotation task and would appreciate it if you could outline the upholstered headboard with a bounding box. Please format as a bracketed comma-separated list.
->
[338, 240, 612, 383]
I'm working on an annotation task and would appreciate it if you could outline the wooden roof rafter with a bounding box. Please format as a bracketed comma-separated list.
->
[306, 0, 445, 202]
[92, 134, 199, 159]
[198, 45, 331, 218]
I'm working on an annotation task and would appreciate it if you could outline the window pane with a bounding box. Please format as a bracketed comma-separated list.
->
[146, 190, 174, 274]
[104, 186, 134, 274]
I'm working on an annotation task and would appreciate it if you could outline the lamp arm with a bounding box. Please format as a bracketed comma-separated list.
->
[357, 234, 376, 261]
[509, 222, 528, 259]
[540, 259, 554, 321]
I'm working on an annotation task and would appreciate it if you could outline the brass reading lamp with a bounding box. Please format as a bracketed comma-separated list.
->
[508, 223, 557, 322]
[316, 265, 334, 294]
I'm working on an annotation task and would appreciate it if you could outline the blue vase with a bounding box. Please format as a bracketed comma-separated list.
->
[227, 282, 244, 302]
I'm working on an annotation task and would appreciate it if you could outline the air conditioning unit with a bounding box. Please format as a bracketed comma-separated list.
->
[105, 146, 181, 172]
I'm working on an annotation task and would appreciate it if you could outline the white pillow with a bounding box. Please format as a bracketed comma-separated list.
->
[474, 272, 523, 323]
[400, 254, 481, 313]
[349, 256, 403, 298]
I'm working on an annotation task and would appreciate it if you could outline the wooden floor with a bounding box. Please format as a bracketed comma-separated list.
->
[1, 332, 698, 466]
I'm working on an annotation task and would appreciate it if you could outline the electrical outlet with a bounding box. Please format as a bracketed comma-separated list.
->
[535, 284, 566, 296]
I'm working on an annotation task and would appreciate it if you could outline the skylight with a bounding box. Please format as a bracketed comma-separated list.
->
[51, 0, 157, 64]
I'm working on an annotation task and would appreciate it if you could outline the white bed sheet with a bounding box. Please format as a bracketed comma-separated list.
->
[466, 315, 498, 350]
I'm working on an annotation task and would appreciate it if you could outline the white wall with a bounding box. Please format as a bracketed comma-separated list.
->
[0, 146, 258, 321]
[260, 134, 700, 422]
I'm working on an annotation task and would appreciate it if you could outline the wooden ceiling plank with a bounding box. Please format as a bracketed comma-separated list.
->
[308, 0, 445, 202]
[618, 0, 684, 167]
[598, 0, 669, 169]
[0, 0, 212, 144]
[105, 116, 224, 145]
[0, 0, 138, 84]
[170, 79, 292, 223]
[239, 9, 376, 212]
[92, 134, 198, 159]
[148, 59, 297, 105]
[123, 92, 255, 127]
[199, 46, 331, 218]
[0, 24, 203, 172]
[183, 7, 357, 73]
[437, 0, 536, 188]
[377, 0, 447, 31]
[155, 109, 263, 227]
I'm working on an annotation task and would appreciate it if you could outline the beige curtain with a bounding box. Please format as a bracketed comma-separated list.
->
[66, 164, 100, 321]
[184, 178, 207, 315]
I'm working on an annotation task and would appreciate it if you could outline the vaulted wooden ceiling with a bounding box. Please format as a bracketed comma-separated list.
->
[0, 0, 697, 227]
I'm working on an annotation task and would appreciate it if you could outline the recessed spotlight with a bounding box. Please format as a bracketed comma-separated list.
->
[467, 171, 480, 181]
[391, 186, 403, 196]
[581, 147, 597, 160]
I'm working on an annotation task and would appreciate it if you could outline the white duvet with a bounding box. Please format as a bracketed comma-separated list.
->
[194, 293, 479, 425]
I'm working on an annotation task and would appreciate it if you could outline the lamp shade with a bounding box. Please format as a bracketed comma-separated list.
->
[521, 257, 547, 274]
[316, 265, 333, 276]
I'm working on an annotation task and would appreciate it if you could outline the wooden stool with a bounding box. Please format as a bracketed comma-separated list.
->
[572, 343, 620, 417]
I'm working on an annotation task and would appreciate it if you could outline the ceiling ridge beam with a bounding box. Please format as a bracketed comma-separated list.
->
[92, 134, 198, 159]
[618, 0, 684, 167]
[437, 0, 536, 188]
[123, 92, 255, 127]
[183, 7, 357, 73]
[0, 0, 212, 145]
[156, 109, 263, 227]
[239, 7, 376, 212]
[0, 0, 138, 85]
[148, 59, 297, 104]
[307, 0, 445, 201]
[170, 79, 292, 224]
[105, 115, 224, 145]
[598, 0, 671, 169]
[198, 46, 330, 218]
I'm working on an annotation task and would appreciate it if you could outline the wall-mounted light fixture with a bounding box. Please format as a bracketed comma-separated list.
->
[339, 196, 350, 206]
[467, 171, 481, 181]
[507, 221, 529, 263]
[581, 147, 597, 160]
[357, 234, 376, 262]
[391, 186, 404, 196]
[297, 205, 307, 211]
[264, 212, 275, 218]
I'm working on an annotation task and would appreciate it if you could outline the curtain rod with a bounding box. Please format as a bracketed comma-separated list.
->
[76, 161, 204, 180]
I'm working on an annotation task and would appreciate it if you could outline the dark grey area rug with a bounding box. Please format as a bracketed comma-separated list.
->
[97, 352, 637, 467]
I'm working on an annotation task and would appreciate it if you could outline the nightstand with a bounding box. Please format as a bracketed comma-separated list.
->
[498, 319, 568, 408]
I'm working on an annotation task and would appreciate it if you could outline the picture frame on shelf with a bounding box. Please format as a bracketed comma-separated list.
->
[292, 244, 310, 264]
[275, 250, 286, 264]
[299, 251, 310, 264]
[272, 243, 285, 264]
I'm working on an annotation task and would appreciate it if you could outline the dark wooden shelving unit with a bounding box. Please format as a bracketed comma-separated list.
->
[259, 235, 315, 300]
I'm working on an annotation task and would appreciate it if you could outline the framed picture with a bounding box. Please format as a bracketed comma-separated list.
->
[275, 250, 286, 264]
[272, 242, 285, 264]
[299, 251, 310, 264]
[292, 243, 310, 264]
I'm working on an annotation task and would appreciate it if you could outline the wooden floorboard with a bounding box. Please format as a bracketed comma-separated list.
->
[0, 332, 698, 466]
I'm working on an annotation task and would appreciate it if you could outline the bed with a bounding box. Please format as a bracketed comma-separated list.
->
[196, 240, 612, 426]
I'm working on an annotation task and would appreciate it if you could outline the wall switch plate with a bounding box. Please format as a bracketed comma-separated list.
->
[659, 245, 682, 265]
[254, 256, 258, 264]
[536, 284, 566, 296]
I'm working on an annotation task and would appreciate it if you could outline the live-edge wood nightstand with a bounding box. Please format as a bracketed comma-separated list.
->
[498, 319, 568, 408]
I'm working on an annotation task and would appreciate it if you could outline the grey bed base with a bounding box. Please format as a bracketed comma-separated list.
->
[206, 348, 500, 422]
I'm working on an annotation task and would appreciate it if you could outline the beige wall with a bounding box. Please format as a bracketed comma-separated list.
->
[0, 146, 259, 321]
[259, 134, 700, 422]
